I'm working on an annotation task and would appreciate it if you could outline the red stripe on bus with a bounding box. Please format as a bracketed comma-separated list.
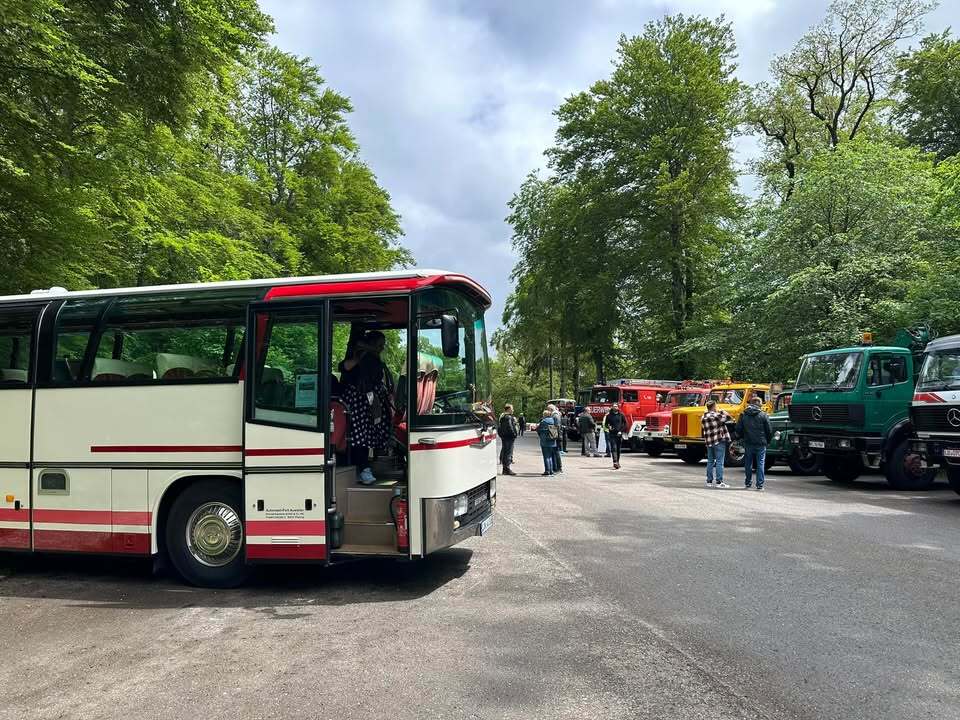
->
[91, 445, 242, 453]
[244, 447, 325, 457]
[0, 508, 28, 522]
[246, 520, 326, 536]
[32, 509, 151, 526]
[32, 529, 151, 555]
[246, 544, 326, 561]
[410, 435, 496, 451]
[0, 528, 30, 549]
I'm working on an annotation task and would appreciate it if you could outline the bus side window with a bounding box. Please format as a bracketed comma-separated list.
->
[0, 308, 38, 386]
[53, 299, 111, 385]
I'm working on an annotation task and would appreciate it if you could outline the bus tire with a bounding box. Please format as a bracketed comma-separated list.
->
[678, 448, 704, 465]
[947, 466, 960, 496]
[886, 438, 936, 491]
[822, 456, 861, 483]
[165, 479, 249, 588]
[645, 443, 664, 458]
[788, 448, 821, 475]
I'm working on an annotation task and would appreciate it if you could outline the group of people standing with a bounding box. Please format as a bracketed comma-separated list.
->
[701, 396, 773, 490]
[573, 404, 627, 469]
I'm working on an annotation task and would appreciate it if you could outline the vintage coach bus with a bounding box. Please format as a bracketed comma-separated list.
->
[0, 270, 496, 587]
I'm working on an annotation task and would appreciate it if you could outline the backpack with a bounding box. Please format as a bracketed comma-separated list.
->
[547, 422, 559, 440]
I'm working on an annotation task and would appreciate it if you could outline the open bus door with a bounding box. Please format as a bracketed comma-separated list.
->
[243, 301, 331, 564]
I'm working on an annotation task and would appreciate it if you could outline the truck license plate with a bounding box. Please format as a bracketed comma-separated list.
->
[809, 440, 825, 449]
[944, 448, 960, 458]
[675, 443, 687, 449]
[478, 516, 493, 536]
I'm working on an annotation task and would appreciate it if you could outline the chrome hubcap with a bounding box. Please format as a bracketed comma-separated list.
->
[186, 502, 242, 567]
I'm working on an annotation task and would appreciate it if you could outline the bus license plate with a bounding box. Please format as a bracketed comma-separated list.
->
[479, 516, 493, 536]
[944, 448, 960, 458]
[675, 443, 687, 449]
[809, 440, 825, 449]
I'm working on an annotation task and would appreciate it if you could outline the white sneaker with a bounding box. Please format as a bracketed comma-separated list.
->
[358, 467, 376, 485]
[716, 482, 730, 489]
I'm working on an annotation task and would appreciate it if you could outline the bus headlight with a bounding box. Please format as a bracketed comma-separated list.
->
[454, 493, 469, 517]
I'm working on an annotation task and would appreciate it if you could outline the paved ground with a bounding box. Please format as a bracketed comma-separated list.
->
[2, 437, 960, 719]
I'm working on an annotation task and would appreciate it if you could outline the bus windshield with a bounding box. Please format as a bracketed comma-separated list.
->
[591, 387, 620, 404]
[668, 392, 703, 408]
[918, 350, 960, 390]
[796, 351, 863, 391]
[416, 288, 491, 422]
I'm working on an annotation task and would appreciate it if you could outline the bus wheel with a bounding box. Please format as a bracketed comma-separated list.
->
[645, 443, 663, 458]
[165, 480, 249, 588]
[788, 447, 821, 475]
[947, 466, 960, 496]
[822, 456, 861, 483]
[725, 440, 746, 468]
[678, 448, 704, 465]
[886, 439, 936, 491]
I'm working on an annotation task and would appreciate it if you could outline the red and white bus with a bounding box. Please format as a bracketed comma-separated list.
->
[0, 270, 496, 587]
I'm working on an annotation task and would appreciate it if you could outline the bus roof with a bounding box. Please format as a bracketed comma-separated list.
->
[0, 269, 492, 309]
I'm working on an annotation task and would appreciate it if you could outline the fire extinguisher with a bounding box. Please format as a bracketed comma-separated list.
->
[390, 487, 409, 553]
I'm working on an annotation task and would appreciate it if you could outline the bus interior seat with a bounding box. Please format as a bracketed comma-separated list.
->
[330, 397, 348, 455]
[156, 353, 216, 380]
[92, 358, 154, 382]
[417, 370, 439, 415]
[0, 368, 28, 383]
[257, 366, 285, 406]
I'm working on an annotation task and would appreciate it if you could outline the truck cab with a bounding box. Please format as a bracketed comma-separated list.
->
[788, 341, 934, 489]
[585, 381, 675, 451]
[641, 384, 711, 458]
[671, 383, 772, 466]
[910, 334, 960, 494]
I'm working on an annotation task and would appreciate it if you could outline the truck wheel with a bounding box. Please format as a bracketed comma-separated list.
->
[886, 439, 936, 490]
[725, 440, 746, 468]
[764, 453, 776, 472]
[645, 443, 664, 458]
[567, 429, 581, 442]
[822, 456, 861, 483]
[629, 437, 643, 452]
[165, 479, 249, 588]
[947, 466, 960, 496]
[788, 448, 822, 475]
[678, 448, 704, 465]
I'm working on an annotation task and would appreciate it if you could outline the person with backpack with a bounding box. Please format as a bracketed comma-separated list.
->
[498, 403, 519, 476]
[603, 403, 628, 469]
[547, 404, 564, 474]
[577, 408, 598, 457]
[536, 410, 559, 476]
[735, 396, 774, 490]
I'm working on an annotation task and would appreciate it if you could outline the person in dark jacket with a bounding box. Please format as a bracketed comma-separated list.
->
[536, 410, 558, 476]
[735, 396, 774, 490]
[577, 409, 598, 456]
[603, 404, 628, 469]
[498, 403, 519, 476]
[518, 413, 526, 436]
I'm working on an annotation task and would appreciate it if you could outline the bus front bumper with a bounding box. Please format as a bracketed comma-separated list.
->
[423, 481, 495, 555]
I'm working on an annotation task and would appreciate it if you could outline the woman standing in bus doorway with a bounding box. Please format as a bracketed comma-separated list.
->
[537, 410, 558, 476]
[340, 330, 394, 485]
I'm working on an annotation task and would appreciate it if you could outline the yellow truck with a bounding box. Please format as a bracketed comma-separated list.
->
[670, 383, 775, 466]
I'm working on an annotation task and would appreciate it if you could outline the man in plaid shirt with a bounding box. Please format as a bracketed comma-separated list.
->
[701, 400, 733, 488]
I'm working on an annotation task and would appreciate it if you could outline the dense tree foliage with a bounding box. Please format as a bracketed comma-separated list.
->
[0, 0, 407, 296]
[501, 0, 960, 401]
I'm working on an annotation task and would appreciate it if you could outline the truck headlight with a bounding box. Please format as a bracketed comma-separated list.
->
[773, 431, 782, 441]
[454, 493, 469, 517]
[489, 478, 496, 498]
[838, 439, 851, 448]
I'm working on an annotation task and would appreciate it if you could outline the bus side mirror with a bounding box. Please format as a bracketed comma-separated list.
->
[441, 314, 460, 358]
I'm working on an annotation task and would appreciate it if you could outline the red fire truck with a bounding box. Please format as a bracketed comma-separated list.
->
[640, 382, 713, 457]
[585, 379, 681, 451]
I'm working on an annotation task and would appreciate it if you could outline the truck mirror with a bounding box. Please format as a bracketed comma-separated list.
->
[441, 314, 460, 358]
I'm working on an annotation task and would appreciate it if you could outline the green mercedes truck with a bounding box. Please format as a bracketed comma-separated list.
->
[787, 329, 936, 490]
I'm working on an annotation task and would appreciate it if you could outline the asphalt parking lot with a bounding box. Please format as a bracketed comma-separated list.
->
[2, 437, 959, 720]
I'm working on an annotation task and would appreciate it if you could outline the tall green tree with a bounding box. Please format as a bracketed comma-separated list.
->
[894, 31, 960, 159]
[548, 15, 743, 377]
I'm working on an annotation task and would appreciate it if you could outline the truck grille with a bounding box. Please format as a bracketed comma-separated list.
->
[789, 403, 864, 426]
[670, 414, 688, 437]
[912, 405, 960, 434]
[647, 416, 662, 431]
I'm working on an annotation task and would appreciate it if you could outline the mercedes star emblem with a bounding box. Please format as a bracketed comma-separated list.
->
[812, 406, 823, 421]
[948, 408, 960, 428]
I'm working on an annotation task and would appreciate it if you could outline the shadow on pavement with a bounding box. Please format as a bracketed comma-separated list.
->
[0, 547, 474, 609]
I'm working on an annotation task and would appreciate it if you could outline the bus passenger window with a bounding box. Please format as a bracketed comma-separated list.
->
[253, 316, 320, 428]
[0, 309, 36, 386]
[54, 299, 111, 384]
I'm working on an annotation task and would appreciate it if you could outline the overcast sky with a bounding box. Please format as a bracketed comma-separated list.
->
[262, 0, 960, 334]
